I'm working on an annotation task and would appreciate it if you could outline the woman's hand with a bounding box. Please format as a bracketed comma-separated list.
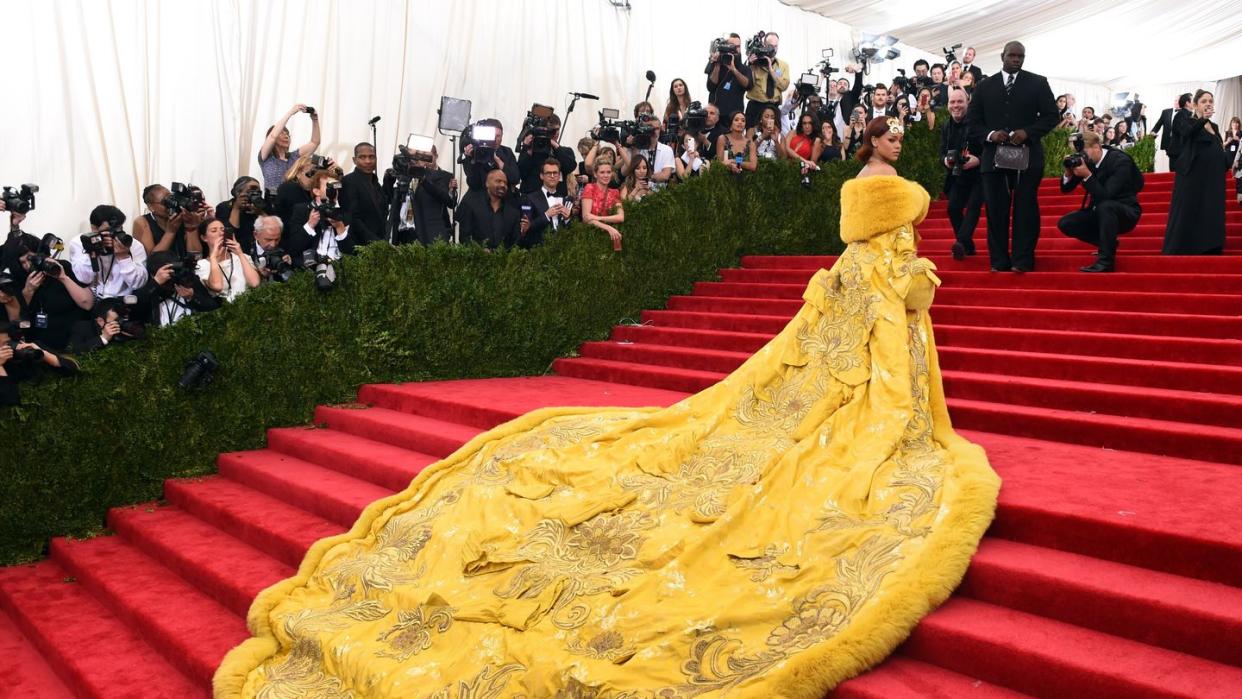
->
[23, 271, 45, 295]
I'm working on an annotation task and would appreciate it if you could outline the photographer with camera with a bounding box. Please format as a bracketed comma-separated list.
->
[914, 88, 937, 130]
[288, 180, 357, 264]
[339, 143, 387, 244]
[249, 216, 295, 283]
[69, 206, 149, 300]
[844, 106, 868, 158]
[622, 112, 674, 191]
[459, 169, 521, 249]
[1057, 130, 1144, 272]
[215, 176, 267, 252]
[195, 218, 261, 301]
[460, 118, 520, 195]
[0, 320, 79, 406]
[517, 113, 577, 198]
[929, 64, 949, 109]
[941, 88, 984, 260]
[385, 143, 457, 246]
[12, 239, 94, 352]
[258, 103, 323, 191]
[134, 183, 209, 257]
[744, 32, 790, 134]
[705, 33, 753, 123]
[68, 296, 149, 353]
[137, 251, 221, 326]
[275, 155, 343, 232]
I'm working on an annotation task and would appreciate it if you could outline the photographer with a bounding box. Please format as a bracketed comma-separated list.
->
[1058, 130, 1144, 272]
[744, 32, 790, 133]
[258, 103, 322, 191]
[196, 218, 261, 301]
[517, 114, 577, 198]
[913, 88, 937, 130]
[0, 320, 79, 407]
[385, 145, 457, 246]
[68, 296, 147, 353]
[843, 106, 868, 158]
[13, 244, 94, 352]
[519, 159, 572, 249]
[142, 252, 221, 326]
[339, 143, 387, 244]
[460, 118, 520, 195]
[705, 33, 752, 122]
[214, 176, 267, 252]
[288, 181, 357, 262]
[458, 169, 521, 249]
[929, 64, 949, 109]
[250, 216, 295, 283]
[276, 155, 342, 231]
[941, 88, 984, 260]
[623, 114, 674, 191]
[133, 184, 208, 258]
[68, 206, 149, 300]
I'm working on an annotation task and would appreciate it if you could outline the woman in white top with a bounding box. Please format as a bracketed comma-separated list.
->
[754, 106, 787, 160]
[196, 218, 260, 303]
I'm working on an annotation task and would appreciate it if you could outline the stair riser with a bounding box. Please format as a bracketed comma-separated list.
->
[714, 272, 1242, 294]
[265, 428, 430, 493]
[739, 256, 1242, 273]
[314, 407, 478, 459]
[216, 454, 371, 529]
[162, 482, 313, 569]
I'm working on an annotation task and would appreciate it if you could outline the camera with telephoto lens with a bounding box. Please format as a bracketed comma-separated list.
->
[26, 234, 64, 278]
[467, 122, 501, 165]
[682, 102, 708, 135]
[179, 350, 219, 389]
[2, 184, 38, 215]
[309, 154, 333, 172]
[301, 249, 336, 292]
[630, 114, 658, 147]
[163, 182, 205, 216]
[7, 325, 44, 362]
[746, 31, 775, 61]
[946, 149, 964, 176]
[257, 248, 294, 282]
[1063, 132, 1086, 170]
[165, 253, 201, 286]
[80, 218, 132, 256]
[237, 188, 265, 212]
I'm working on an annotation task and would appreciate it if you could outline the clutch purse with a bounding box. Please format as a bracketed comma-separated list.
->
[994, 143, 1030, 170]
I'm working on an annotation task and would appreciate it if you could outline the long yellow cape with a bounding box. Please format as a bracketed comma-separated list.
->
[215, 175, 1000, 698]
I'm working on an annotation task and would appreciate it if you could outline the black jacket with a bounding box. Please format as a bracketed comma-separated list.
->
[966, 69, 1060, 174]
[1151, 107, 1177, 152]
[1060, 146, 1144, 213]
[519, 189, 569, 249]
[274, 180, 313, 232]
[381, 168, 456, 245]
[459, 139, 520, 193]
[517, 145, 577, 196]
[339, 170, 387, 244]
[284, 204, 359, 261]
[456, 192, 520, 249]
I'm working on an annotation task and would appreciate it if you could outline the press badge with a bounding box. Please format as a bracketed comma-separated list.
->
[34, 312, 48, 329]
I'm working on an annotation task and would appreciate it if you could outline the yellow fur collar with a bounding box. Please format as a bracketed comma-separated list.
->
[839, 175, 930, 243]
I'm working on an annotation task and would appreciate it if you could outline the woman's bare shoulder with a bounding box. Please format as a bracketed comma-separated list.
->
[856, 162, 898, 178]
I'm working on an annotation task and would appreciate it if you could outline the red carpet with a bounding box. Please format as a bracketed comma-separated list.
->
[3, 171, 1242, 698]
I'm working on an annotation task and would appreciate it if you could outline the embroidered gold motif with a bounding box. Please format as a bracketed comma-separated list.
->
[255, 638, 355, 699]
[427, 663, 525, 699]
[728, 544, 798, 582]
[567, 630, 636, 663]
[375, 604, 454, 662]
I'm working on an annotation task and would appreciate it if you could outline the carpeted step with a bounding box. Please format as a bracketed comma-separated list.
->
[108, 504, 292, 617]
[918, 217, 1242, 231]
[915, 238, 1239, 254]
[578, 340, 747, 375]
[0, 611, 73, 698]
[719, 267, 1242, 293]
[902, 598, 1242, 697]
[934, 325, 1242, 367]
[929, 199, 1178, 214]
[831, 655, 1031, 698]
[739, 254, 1242, 274]
[964, 538, 1242, 666]
[48, 537, 246, 686]
[641, 309, 791, 335]
[163, 477, 341, 569]
[612, 324, 773, 354]
[359, 376, 685, 429]
[265, 427, 437, 492]
[0, 560, 204, 698]
[314, 405, 483, 458]
[553, 356, 722, 394]
[947, 397, 1242, 466]
[217, 450, 390, 528]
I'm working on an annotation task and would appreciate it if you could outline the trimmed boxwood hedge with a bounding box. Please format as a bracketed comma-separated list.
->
[0, 118, 1106, 564]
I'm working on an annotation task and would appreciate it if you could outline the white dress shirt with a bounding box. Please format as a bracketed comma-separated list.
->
[542, 189, 563, 230]
[68, 234, 149, 299]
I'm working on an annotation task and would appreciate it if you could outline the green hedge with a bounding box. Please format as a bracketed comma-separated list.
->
[0, 125, 946, 565]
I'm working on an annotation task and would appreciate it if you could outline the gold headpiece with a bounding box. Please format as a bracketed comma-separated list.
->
[886, 117, 904, 134]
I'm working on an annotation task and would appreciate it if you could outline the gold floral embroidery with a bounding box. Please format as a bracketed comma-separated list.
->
[620, 434, 765, 520]
[567, 630, 636, 663]
[255, 638, 355, 699]
[427, 663, 525, 699]
[728, 544, 798, 583]
[494, 511, 655, 629]
[465, 416, 621, 486]
[375, 604, 454, 662]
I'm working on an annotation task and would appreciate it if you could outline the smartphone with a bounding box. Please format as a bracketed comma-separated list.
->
[520, 204, 533, 219]
[684, 136, 695, 151]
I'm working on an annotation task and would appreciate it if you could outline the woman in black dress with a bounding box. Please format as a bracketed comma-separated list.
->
[1163, 90, 1230, 255]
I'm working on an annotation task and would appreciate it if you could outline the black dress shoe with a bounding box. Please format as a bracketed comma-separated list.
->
[951, 241, 966, 260]
[1080, 261, 1115, 273]
[1010, 265, 1033, 273]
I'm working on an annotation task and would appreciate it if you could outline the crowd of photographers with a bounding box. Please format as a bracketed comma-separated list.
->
[4, 32, 1225, 403]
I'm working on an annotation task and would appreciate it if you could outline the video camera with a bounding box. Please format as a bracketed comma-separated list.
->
[466, 122, 502, 164]
[80, 218, 132, 256]
[683, 102, 708, 135]
[393, 134, 436, 180]
[796, 72, 820, 99]
[942, 43, 962, 64]
[746, 30, 776, 61]
[815, 49, 839, 78]
[711, 36, 739, 60]
[1, 184, 38, 215]
[519, 103, 556, 153]
[163, 182, 206, 216]
[595, 108, 626, 144]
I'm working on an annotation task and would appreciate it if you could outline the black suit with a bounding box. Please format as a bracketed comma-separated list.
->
[284, 204, 358, 261]
[966, 69, 1060, 270]
[339, 170, 387, 244]
[1057, 147, 1143, 265]
[456, 195, 520, 249]
[839, 71, 865, 122]
[517, 145, 577, 196]
[1166, 109, 1193, 169]
[382, 168, 456, 245]
[519, 189, 569, 249]
[1150, 107, 1176, 154]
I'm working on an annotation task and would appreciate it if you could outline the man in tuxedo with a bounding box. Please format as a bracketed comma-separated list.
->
[1150, 93, 1192, 170]
[384, 146, 457, 246]
[339, 143, 386, 244]
[961, 46, 985, 85]
[457, 169, 520, 249]
[518, 159, 572, 249]
[1056, 131, 1144, 272]
[966, 41, 1060, 272]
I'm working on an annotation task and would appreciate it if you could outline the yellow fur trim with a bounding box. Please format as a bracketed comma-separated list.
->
[839, 175, 930, 243]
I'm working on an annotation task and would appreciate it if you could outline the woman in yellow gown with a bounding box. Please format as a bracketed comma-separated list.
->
[215, 117, 1000, 698]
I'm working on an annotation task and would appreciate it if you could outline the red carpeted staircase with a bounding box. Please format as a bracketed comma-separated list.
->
[3, 172, 1241, 698]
